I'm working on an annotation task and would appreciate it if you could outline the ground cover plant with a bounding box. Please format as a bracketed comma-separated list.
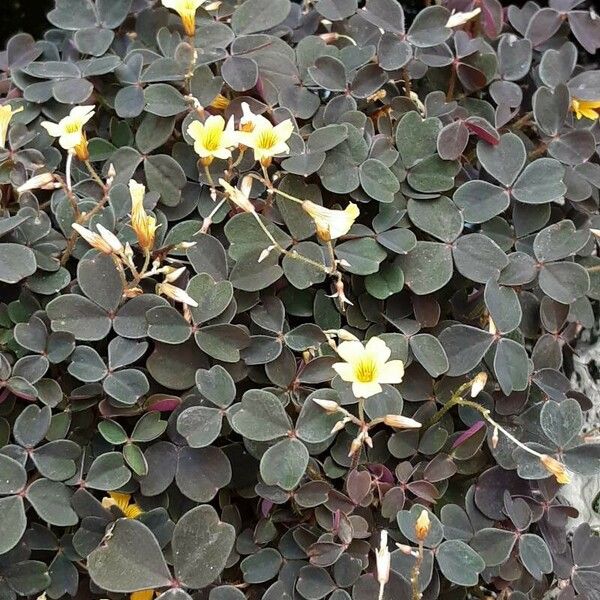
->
[1, 0, 600, 598]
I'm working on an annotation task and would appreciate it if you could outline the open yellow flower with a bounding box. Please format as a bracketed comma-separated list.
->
[129, 180, 158, 252]
[41, 105, 95, 160]
[332, 336, 404, 399]
[302, 201, 359, 241]
[571, 97, 600, 121]
[0, 104, 24, 149]
[187, 115, 237, 166]
[161, 0, 205, 36]
[235, 107, 294, 167]
[540, 454, 570, 485]
[102, 492, 142, 519]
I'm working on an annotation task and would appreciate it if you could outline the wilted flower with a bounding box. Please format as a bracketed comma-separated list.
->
[0, 103, 23, 149]
[129, 180, 158, 252]
[161, 0, 205, 36]
[187, 115, 237, 165]
[302, 201, 359, 241]
[235, 106, 294, 167]
[102, 492, 142, 519]
[415, 509, 430, 541]
[210, 93, 230, 110]
[41, 105, 95, 160]
[470, 372, 488, 397]
[445, 7, 481, 28]
[328, 278, 353, 307]
[540, 454, 570, 485]
[383, 414, 422, 429]
[375, 530, 391, 600]
[570, 97, 600, 121]
[72, 223, 121, 255]
[332, 336, 404, 399]
[219, 176, 255, 213]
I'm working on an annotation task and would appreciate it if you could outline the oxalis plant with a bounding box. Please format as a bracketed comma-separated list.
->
[1, 0, 600, 598]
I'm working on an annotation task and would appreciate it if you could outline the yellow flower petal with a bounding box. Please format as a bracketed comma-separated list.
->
[352, 381, 382, 399]
[131, 589, 155, 600]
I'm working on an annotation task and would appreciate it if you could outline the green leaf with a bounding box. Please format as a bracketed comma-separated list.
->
[540, 399, 582, 448]
[177, 406, 223, 448]
[195, 365, 236, 408]
[518, 534, 553, 579]
[512, 158, 566, 205]
[103, 369, 149, 405]
[231, 0, 291, 34]
[436, 540, 485, 586]
[188, 273, 234, 324]
[26, 479, 78, 526]
[538, 262, 589, 304]
[123, 443, 148, 476]
[477, 133, 525, 187]
[453, 234, 508, 284]
[335, 238, 386, 275]
[144, 83, 188, 116]
[85, 452, 131, 490]
[409, 334, 448, 377]
[87, 519, 172, 592]
[172, 505, 235, 588]
[47, 294, 111, 341]
[396, 112, 441, 167]
[194, 324, 249, 362]
[260, 438, 309, 490]
[365, 263, 404, 299]
[0, 454, 27, 494]
[396, 241, 453, 295]
[407, 196, 463, 243]
[175, 447, 231, 502]
[0, 496, 26, 554]
[359, 159, 400, 202]
[230, 389, 291, 441]
[0, 243, 36, 283]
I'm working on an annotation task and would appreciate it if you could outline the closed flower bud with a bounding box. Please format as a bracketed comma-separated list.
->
[383, 414, 422, 429]
[16, 172, 57, 193]
[312, 398, 341, 413]
[375, 530, 390, 600]
[157, 282, 199, 308]
[491, 426, 499, 449]
[72, 223, 114, 254]
[96, 224, 123, 253]
[415, 509, 430, 541]
[470, 372, 488, 398]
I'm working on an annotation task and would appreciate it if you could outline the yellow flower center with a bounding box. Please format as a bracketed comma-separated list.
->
[203, 129, 222, 151]
[354, 357, 377, 383]
[65, 121, 81, 134]
[256, 129, 279, 150]
[183, 0, 196, 9]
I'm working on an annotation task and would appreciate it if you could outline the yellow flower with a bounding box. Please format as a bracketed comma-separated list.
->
[302, 201, 359, 241]
[415, 509, 430, 541]
[161, 0, 205, 36]
[129, 180, 158, 252]
[131, 590, 155, 600]
[540, 454, 570, 485]
[218, 176, 255, 213]
[235, 107, 294, 167]
[41, 105, 95, 160]
[332, 336, 404, 399]
[0, 104, 24, 149]
[102, 492, 142, 519]
[187, 115, 237, 166]
[571, 97, 600, 121]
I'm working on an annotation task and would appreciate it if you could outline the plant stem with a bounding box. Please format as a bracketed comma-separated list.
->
[411, 542, 424, 600]
[447, 66, 457, 101]
[84, 160, 106, 190]
[66, 152, 73, 192]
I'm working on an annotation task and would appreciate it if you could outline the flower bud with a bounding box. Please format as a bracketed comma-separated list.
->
[470, 372, 488, 398]
[383, 414, 422, 429]
[415, 509, 430, 541]
[157, 282, 198, 307]
[16, 172, 57, 193]
[312, 398, 341, 413]
[96, 224, 124, 254]
[375, 530, 390, 600]
[72, 223, 114, 254]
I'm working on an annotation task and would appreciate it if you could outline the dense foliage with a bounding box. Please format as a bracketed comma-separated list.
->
[1, 0, 600, 598]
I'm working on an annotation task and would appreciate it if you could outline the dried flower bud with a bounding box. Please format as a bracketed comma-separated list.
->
[163, 266, 186, 284]
[383, 414, 422, 429]
[330, 416, 350, 434]
[415, 509, 430, 541]
[540, 454, 570, 485]
[488, 316, 497, 335]
[470, 372, 488, 398]
[319, 32, 339, 43]
[395, 543, 414, 555]
[591, 228, 600, 239]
